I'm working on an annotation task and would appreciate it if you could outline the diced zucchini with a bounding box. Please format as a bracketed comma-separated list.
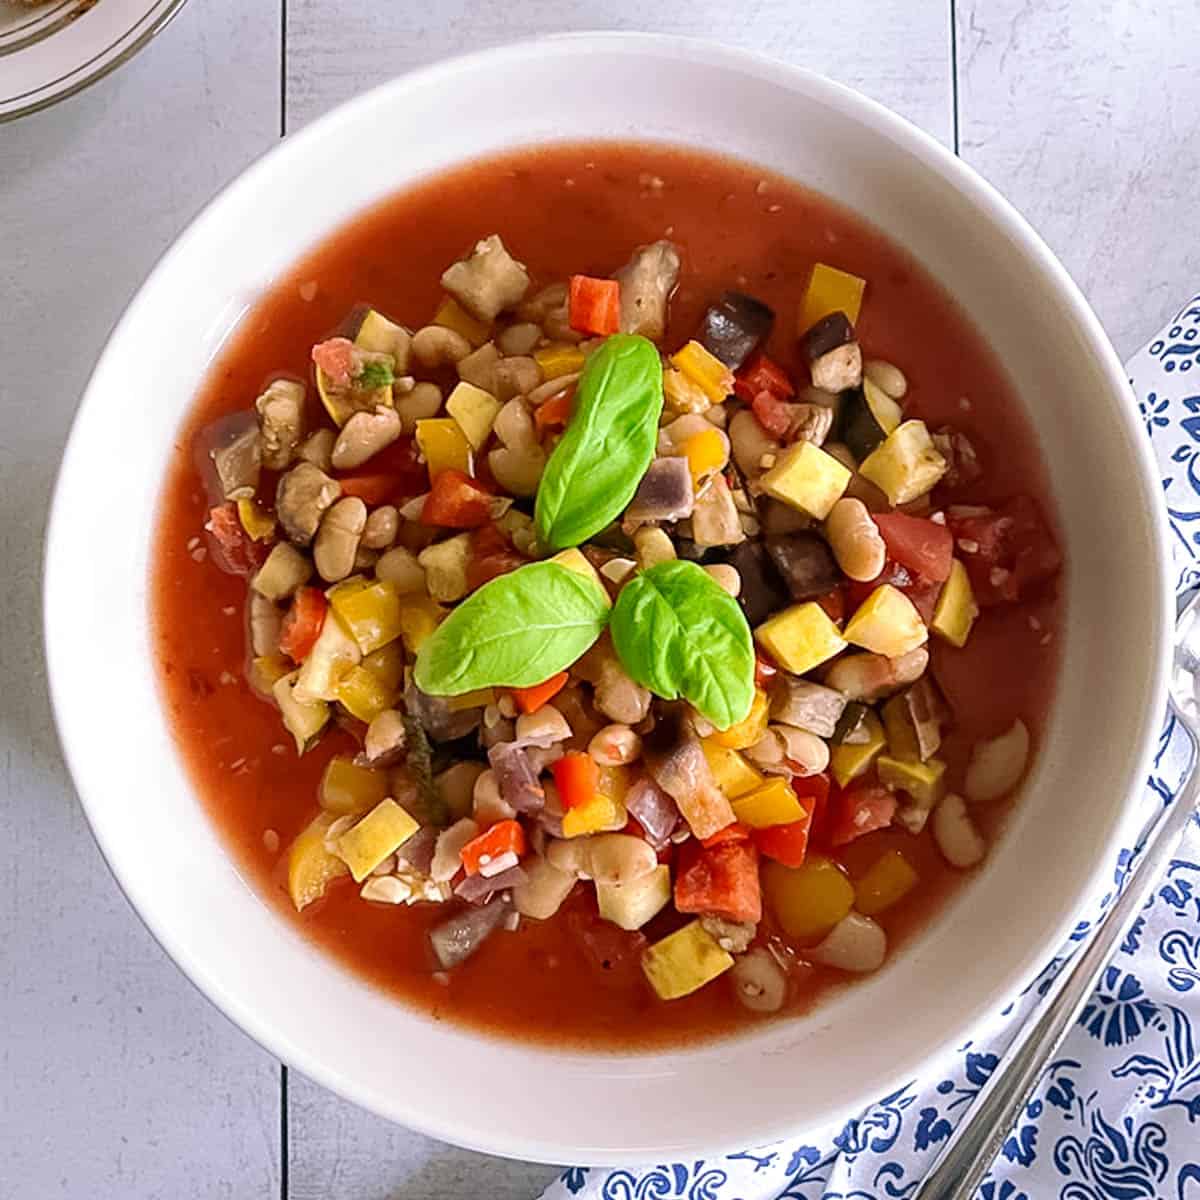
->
[764, 855, 854, 940]
[731, 777, 807, 829]
[434, 296, 492, 346]
[236, 497, 276, 542]
[670, 340, 735, 404]
[287, 811, 350, 910]
[710, 688, 769, 750]
[829, 710, 886, 787]
[831, 700, 872, 745]
[881, 694, 921, 762]
[334, 665, 395, 723]
[597, 864, 671, 931]
[760, 440, 851, 519]
[252, 541, 313, 601]
[446, 381, 502, 451]
[397, 594, 446, 653]
[248, 652, 291, 698]
[931, 558, 979, 648]
[549, 548, 611, 607]
[843, 584, 928, 658]
[877, 754, 946, 808]
[755, 602, 848, 676]
[641, 920, 735, 1000]
[293, 611, 361, 702]
[273, 670, 331, 753]
[418, 534, 473, 603]
[854, 849, 918, 916]
[320, 756, 388, 815]
[329, 578, 403, 655]
[840, 378, 903, 461]
[415, 418, 472, 477]
[701, 740, 764, 799]
[356, 309, 412, 372]
[859, 420, 947, 506]
[800, 263, 866, 330]
[334, 798, 420, 882]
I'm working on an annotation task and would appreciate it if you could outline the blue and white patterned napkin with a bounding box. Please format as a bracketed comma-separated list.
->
[544, 296, 1200, 1200]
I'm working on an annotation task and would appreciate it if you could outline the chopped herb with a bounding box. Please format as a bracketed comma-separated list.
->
[356, 360, 394, 390]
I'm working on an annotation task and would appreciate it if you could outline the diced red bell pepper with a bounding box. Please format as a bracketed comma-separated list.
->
[279, 586, 327, 663]
[511, 671, 569, 715]
[421, 468, 493, 528]
[845, 560, 939, 625]
[335, 435, 428, 504]
[534, 392, 573, 432]
[460, 819, 527, 876]
[551, 751, 599, 811]
[205, 503, 270, 576]
[750, 390, 794, 439]
[701, 822, 752, 849]
[734, 350, 795, 404]
[467, 523, 528, 591]
[754, 651, 779, 690]
[754, 775, 830, 866]
[873, 512, 954, 583]
[568, 275, 621, 336]
[947, 496, 1062, 607]
[674, 839, 762, 924]
[828, 783, 897, 847]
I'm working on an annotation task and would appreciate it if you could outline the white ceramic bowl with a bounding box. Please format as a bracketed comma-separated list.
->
[45, 34, 1170, 1164]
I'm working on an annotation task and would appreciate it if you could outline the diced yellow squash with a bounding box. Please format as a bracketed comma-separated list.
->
[881, 694, 920, 762]
[732, 777, 807, 829]
[683, 428, 727, 484]
[434, 296, 492, 346]
[445, 687, 495, 712]
[760, 440, 851, 519]
[855, 849, 919, 916]
[711, 688, 770, 749]
[859, 420, 947, 506]
[334, 798, 420, 882]
[249, 653, 291, 698]
[397, 594, 446, 653]
[273, 670, 330, 754]
[320, 756, 388, 815]
[334, 661, 399, 723]
[355, 309, 410, 362]
[931, 558, 979, 648]
[755, 603, 848, 676]
[597, 864, 672, 931]
[287, 811, 350, 911]
[843, 584, 928, 658]
[701, 740, 764, 799]
[325, 574, 372, 604]
[549, 547, 612, 607]
[446, 381, 502, 451]
[641, 920, 735, 1000]
[562, 792, 624, 838]
[662, 366, 711, 414]
[670, 340, 735, 404]
[877, 754, 947, 808]
[764, 855, 854, 941]
[315, 366, 392, 428]
[329, 579, 403, 655]
[800, 262, 867, 330]
[534, 344, 586, 380]
[415, 418, 472, 478]
[863, 377, 902, 435]
[293, 612, 361, 703]
[236, 497, 275, 542]
[830, 710, 886, 787]
[362, 640, 404, 690]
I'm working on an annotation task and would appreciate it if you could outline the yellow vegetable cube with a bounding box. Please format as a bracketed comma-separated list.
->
[334, 665, 397, 723]
[662, 366, 711, 414]
[533, 344, 586, 380]
[287, 811, 350, 911]
[760, 440, 851, 519]
[550, 547, 611, 607]
[597, 763, 632, 805]
[931, 559, 979, 648]
[712, 688, 770, 749]
[397, 594, 445, 653]
[329, 579, 403, 655]
[355, 309, 411, 367]
[236, 497, 275, 542]
[701, 740, 764, 799]
[755, 603, 848, 676]
[415, 418, 472, 477]
[800, 262, 867, 331]
[670, 340, 735, 404]
[764, 855, 854, 941]
[335, 798, 420, 882]
[732, 777, 807, 829]
[877, 754, 947, 808]
[294, 611, 362, 702]
[320, 756, 389, 815]
[881, 694, 920, 763]
[446, 687, 495, 712]
[843, 584, 928, 658]
[683, 428, 728, 484]
[859, 420, 948, 506]
[597, 864, 672, 931]
[273, 670, 331, 753]
[855, 849, 919, 916]
[434, 296, 492, 346]
[446, 381, 502, 450]
[248, 653, 291, 698]
[562, 792, 624, 838]
[830, 711, 886, 787]
[641, 920, 735, 1000]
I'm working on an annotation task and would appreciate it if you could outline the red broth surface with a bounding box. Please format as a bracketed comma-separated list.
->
[153, 142, 1062, 1048]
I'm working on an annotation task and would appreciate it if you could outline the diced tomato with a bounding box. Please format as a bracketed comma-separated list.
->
[734, 350, 795, 404]
[873, 512, 953, 583]
[551, 751, 599, 811]
[335, 435, 428, 504]
[701, 822, 751, 849]
[947, 496, 1062, 607]
[815, 587, 846, 623]
[204, 503, 270, 576]
[421, 468, 492, 528]
[460, 819, 526, 876]
[511, 671, 569, 715]
[827, 783, 897, 847]
[336, 474, 397, 505]
[467, 523, 528, 591]
[845, 560, 939, 624]
[674, 839, 762, 924]
[568, 275, 621, 336]
[311, 337, 355, 387]
[755, 775, 830, 866]
[279, 587, 327, 663]
[749, 389, 794, 438]
[754, 652, 779, 690]
[534, 392, 572, 432]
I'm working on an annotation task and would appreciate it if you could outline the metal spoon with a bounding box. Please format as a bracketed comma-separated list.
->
[912, 590, 1200, 1200]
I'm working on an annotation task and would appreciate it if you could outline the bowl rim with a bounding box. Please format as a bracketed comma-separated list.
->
[44, 30, 1172, 1163]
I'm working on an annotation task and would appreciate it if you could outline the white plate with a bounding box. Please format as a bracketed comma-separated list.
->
[0, 0, 186, 122]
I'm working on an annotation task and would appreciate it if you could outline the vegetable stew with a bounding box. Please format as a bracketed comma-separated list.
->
[153, 142, 1062, 1047]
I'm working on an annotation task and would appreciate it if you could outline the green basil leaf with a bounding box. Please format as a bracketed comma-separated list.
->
[413, 561, 610, 695]
[610, 559, 755, 730]
[534, 333, 664, 550]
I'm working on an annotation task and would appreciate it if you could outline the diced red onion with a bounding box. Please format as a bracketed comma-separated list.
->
[429, 899, 508, 968]
[488, 742, 545, 814]
[626, 776, 679, 849]
[394, 826, 437, 874]
[455, 865, 528, 904]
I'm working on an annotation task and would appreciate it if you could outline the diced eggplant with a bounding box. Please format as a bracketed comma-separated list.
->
[764, 532, 842, 601]
[840, 379, 904, 461]
[810, 343, 863, 394]
[455, 865, 528, 904]
[440, 235, 530, 321]
[643, 707, 736, 841]
[801, 311, 854, 361]
[614, 240, 681, 340]
[831, 701, 872, 745]
[726, 541, 791, 627]
[429, 899, 509, 969]
[625, 777, 680, 849]
[625, 456, 695, 523]
[907, 676, 951, 759]
[487, 741, 546, 814]
[770, 678, 847, 738]
[211, 423, 262, 501]
[697, 291, 775, 370]
[404, 680, 481, 743]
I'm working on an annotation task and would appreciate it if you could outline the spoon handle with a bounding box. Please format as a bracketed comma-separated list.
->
[911, 703, 1199, 1200]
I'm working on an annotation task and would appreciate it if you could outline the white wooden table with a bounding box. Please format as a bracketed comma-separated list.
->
[2, 2, 1196, 1195]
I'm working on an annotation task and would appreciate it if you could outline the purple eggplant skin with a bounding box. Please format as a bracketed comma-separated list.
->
[698, 291, 775, 370]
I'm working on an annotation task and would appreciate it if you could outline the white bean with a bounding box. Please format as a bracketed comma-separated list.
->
[515, 704, 571, 746]
[731, 948, 788, 1012]
[546, 834, 657, 884]
[588, 724, 642, 767]
[824, 497, 886, 582]
[360, 505, 399, 549]
[430, 818, 480, 882]
[395, 382, 443, 432]
[965, 720, 1030, 803]
[497, 322, 542, 356]
[412, 325, 470, 368]
[729, 409, 781, 478]
[472, 768, 516, 824]
[634, 526, 676, 570]
[932, 793, 987, 868]
[864, 358, 909, 400]
[313, 496, 367, 582]
[704, 563, 741, 596]
[810, 913, 887, 973]
[512, 857, 577, 920]
[374, 546, 426, 593]
[773, 725, 830, 775]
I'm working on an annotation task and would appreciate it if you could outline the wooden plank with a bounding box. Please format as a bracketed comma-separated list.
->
[0, 2, 283, 1196]
[957, 0, 1200, 357]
